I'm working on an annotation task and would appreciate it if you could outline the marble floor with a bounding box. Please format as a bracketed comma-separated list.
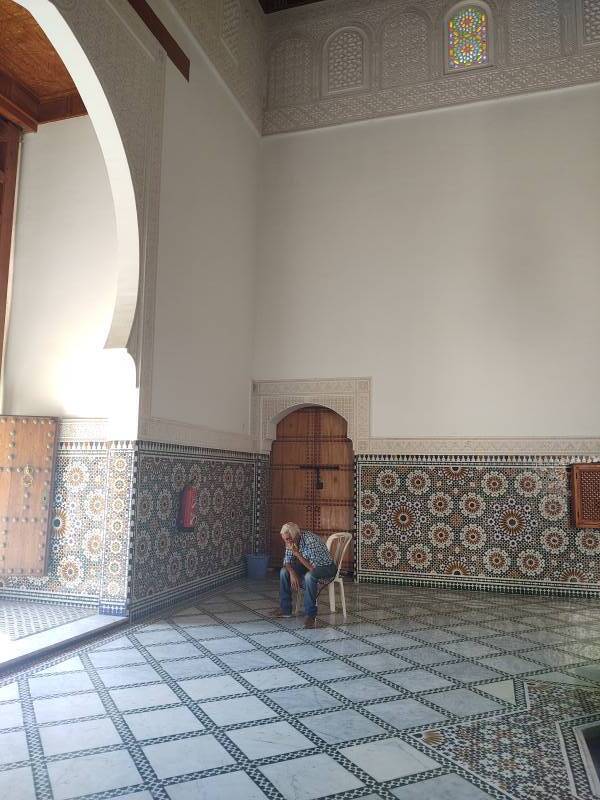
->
[0, 601, 128, 672]
[0, 602, 96, 641]
[2, 579, 600, 800]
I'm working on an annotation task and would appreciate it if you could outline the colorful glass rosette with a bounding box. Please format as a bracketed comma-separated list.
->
[448, 6, 488, 69]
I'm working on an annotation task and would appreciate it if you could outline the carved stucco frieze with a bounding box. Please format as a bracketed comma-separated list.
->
[251, 377, 371, 452]
[582, 0, 600, 43]
[381, 9, 431, 88]
[267, 36, 313, 106]
[222, 0, 243, 61]
[264, 48, 600, 133]
[324, 26, 370, 95]
[138, 416, 254, 452]
[59, 418, 109, 443]
[507, 0, 562, 64]
[367, 436, 600, 456]
[251, 377, 600, 456]
[170, 0, 266, 129]
[263, 0, 600, 134]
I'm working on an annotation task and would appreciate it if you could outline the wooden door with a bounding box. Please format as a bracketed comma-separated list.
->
[0, 117, 20, 373]
[270, 407, 354, 573]
[0, 416, 58, 576]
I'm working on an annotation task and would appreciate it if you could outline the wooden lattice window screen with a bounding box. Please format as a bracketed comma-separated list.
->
[571, 464, 600, 529]
[0, 416, 58, 576]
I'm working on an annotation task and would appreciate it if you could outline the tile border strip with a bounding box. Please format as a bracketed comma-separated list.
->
[128, 564, 245, 620]
[355, 572, 600, 599]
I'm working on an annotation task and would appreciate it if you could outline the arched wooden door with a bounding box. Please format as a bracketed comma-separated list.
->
[270, 406, 354, 573]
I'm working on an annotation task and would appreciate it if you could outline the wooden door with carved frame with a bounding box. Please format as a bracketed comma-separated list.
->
[270, 407, 354, 573]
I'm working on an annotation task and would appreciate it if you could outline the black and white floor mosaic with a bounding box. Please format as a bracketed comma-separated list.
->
[0, 602, 96, 641]
[2, 579, 600, 799]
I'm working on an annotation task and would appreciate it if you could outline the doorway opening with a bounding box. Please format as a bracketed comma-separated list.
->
[269, 406, 354, 574]
[0, 0, 136, 670]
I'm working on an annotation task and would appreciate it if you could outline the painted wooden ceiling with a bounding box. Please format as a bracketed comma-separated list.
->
[259, 0, 325, 12]
[0, 0, 85, 130]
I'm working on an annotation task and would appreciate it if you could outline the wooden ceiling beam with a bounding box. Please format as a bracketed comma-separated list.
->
[0, 67, 87, 131]
[126, 0, 190, 80]
[0, 69, 37, 132]
[259, 0, 325, 12]
[37, 92, 86, 125]
[0, 1, 89, 131]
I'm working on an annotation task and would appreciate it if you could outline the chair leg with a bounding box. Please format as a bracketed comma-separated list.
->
[328, 582, 335, 613]
[339, 579, 347, 617]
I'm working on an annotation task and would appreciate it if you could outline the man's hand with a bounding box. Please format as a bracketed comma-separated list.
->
[287, 542, 313, 572]
[288, 567, 300, 591]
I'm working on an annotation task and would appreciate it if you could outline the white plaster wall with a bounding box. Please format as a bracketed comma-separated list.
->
[2, 116, 127, 420]
[149, 0, 260, 438]
[254, 84, 600, 439]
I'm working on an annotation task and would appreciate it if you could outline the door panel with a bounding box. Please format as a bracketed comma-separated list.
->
[317, 469, 352, 501]
[0, 416, 58, 576]
[271, 467, 313, 501]
[271, 441, 311, 466]
[270, 407, 354, 574]
[319, 413, 347, 437]
[319, 441, 351, 465]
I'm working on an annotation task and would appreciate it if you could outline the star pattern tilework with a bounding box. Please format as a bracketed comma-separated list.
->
[131, 445, 256, 617]
[0, 443, 136, 613]
[357, 458, 600, 593]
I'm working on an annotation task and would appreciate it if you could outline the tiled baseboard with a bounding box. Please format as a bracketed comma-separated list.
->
[128, 565, 245, 621]
[98, 602, 129, 616]
[0, 589, 98, 607]
[356, 573, 600, 599]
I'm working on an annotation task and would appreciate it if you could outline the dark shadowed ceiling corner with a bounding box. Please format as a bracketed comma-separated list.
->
[258, 0, 326, 12]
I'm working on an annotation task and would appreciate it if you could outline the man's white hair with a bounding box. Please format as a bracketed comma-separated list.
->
[280, 522, 301, 538]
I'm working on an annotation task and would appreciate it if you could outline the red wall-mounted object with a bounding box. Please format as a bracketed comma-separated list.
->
[177, 484, 198, 532]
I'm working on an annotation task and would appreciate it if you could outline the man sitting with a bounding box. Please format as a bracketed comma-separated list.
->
[273, 522, 337, 628]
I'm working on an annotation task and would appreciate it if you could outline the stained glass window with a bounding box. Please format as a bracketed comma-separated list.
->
[447, 5, 489, 70]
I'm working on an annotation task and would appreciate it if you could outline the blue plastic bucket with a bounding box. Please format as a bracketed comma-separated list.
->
[246, 553, 269, 579]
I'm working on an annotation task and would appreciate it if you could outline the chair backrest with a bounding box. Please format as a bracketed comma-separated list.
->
[326, 532, 352, 579]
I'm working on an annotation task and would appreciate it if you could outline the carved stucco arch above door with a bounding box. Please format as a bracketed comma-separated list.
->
[252, 377, 372, 454]
[20, 0, 166, 425]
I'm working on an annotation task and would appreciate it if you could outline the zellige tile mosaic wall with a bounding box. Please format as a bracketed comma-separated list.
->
[0, 440, 265, 621]
[0, 443, 136, 613]
[356, 456, 600, 595]
[130, 443, 261, 619]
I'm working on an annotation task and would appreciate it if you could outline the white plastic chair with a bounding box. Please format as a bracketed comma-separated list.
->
[325, 532, 352, 617]
[293, 532, 353, 617]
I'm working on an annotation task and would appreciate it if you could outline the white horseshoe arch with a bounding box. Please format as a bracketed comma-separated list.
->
[16, 0, 140, 350]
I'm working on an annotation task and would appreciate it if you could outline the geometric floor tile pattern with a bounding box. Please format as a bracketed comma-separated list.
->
[0, 601, 95, 641]
[2, 579, 600, 799]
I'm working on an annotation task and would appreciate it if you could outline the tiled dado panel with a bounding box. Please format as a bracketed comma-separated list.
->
[356, 456, 600, 595]
[130, 443, 260, 618]
[0, 443, 136, 614]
